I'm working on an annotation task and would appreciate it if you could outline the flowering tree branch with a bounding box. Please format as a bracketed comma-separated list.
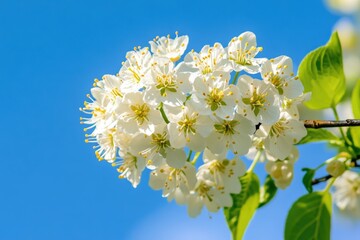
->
[312, 156, 360, 185]
[303, 119, 360, 128]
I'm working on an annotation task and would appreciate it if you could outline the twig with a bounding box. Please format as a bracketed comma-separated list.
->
[312, 175, 332, 185]
[312, 156, 360, 185]
[303, 119, 360, 128]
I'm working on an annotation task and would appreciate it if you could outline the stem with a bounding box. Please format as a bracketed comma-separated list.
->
[159, 103, 170, 124]
[247, 151, 262, 173]
[323, 177, 335, 192]
[191, 152, 201, 165]
[187, 150, 193, 162]
[312, 175, 332, 186]
[303, 119, 360, 128]
[231, 72, 240, 85]
[331, 107, 351, 144]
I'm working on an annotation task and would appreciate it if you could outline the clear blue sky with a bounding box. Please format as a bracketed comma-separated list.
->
[1, 0, 359, 239]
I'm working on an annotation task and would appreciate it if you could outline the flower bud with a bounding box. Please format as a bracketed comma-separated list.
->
[265, 160, 294, 189]
[326, 159, 346, 177]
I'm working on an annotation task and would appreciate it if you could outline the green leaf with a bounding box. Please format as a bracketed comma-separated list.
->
[258, 175, 277, 208]
[224, 172, 260, 240]
[298, 32, 345, 109]
[297, 128, 340, 145]
[350, 80, 360, 148]
[285, 192, 332, 240]
[302, 168, 315, 193]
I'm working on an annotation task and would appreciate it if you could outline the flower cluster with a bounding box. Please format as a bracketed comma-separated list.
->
[80, 32, 307, 216]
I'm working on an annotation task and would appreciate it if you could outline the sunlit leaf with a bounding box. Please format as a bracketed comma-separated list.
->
[224, 172, 260, 240]
[302, 168, 315, 193]
[298, 32, 345, 109]
[297, 128, 340, 145]
[258, 175, 277, 208]
[285, 192, 332, 240]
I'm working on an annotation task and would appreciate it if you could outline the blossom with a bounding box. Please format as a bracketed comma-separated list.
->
[200, 148, 246, 193]
[206, 114, 254, 155]
[115, 92, 163, 135]
[257, 112, 307, 160]
[167, 106, 214, 152]
[149, 162, 197, 204]
[115, 152, 147, 188]
[85, 128, 121, 162]
[261, 56, 304, 99]
[227, 31, 265, 73]
[333, 171, 360, 217]
[280, 93, 310, 120]
[189, 75, 238, 120]
[81, 32, 308, 217]
[265, 147, 299, 189]
[129, 125, 187, 168]
[149, 32, 189, 62]
[144, 57, 191, 107]
[119, 47, 152, 93]
[181, 43, 231, 79]
[236, 74, 280, 125]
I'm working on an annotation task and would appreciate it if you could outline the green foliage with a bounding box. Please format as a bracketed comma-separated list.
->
[285, 192, 332, 240]
[298, 32, 346, 109]
[301, 168, 315, 193]
[224, 172, 260, 240]
[350, 80, 360, 148]
[297, 128, 340, 145]
[258, 175, 277, 209]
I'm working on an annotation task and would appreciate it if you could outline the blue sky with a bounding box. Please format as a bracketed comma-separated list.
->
[1, 0, 359, 239]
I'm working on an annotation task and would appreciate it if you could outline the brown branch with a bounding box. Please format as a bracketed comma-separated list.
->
[304, 119, 360, 128]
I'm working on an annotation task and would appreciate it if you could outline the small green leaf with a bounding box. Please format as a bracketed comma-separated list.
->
[258, 175, 277, 209]
[302, 168, 315, 193]
[285, 192, 332, 240]
[350, 80, 360, 148]
[299, 32, 345, 109]
[297, 128, 340, 145]
[224, 172, 260, 240]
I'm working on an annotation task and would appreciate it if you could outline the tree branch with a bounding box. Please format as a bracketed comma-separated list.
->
[312, 157, 360, 185]
[312, 175, 332, 185]
[303, 119, 360, 128]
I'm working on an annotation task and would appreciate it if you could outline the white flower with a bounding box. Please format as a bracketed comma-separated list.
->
[80, 77, 121, 136]
[129, 125, 187, 168]
[144, 57, 191, 107]
[115, 152, 147, 188]
[236, 74, 280, 125]
[333, 171, 360, 217]
[265, 147, 298, 189]
[182, 43, 231, 79]
[257, 112, 306, 160]
[167, 106, 214, 152]
[86, 128, 121, 162]
[280, 93, 310, 120]
[227, 31, 265, 73]
[189, 75, 238, 120]
[149, 33, 189, 62]
[119, 47, 152, 93]
[187, 170, 232, 217]
[261, 56, 304, 99]
[115, 92, 163, 135]
[149, 162, 197, 204]
[206, 114, 254, 155]
[200, 148, 246, 193]
[97, 74, 124, 103]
